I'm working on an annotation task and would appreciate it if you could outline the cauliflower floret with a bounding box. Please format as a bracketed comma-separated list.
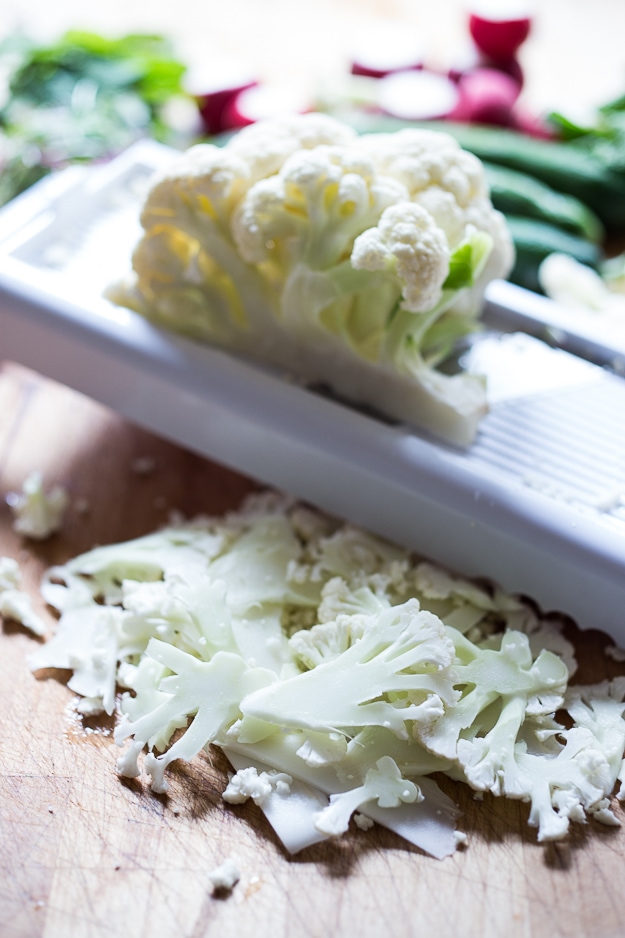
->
[232, 145, 408, 276]
[289, 615, 368, 669]
[226, 111, 358, 183]
[351, 202, 450, 313]
[141, 145, 252, 231]
[359, 127, 514, 296]
[413, 186, 468, 251]
[359, 129, 488, 208]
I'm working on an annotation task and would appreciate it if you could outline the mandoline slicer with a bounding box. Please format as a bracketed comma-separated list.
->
[0, 140, 623, 642]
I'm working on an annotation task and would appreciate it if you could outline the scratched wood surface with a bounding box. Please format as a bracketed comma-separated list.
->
[2, 2, 625, 933]
[1, 360, 625, 938]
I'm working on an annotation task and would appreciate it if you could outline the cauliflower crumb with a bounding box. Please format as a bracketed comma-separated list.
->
[208, 857, 241, 893]
[0, 556, 46, 636]
[0, 556, 20, 591]
[0, 589, 46, 636]
[353, 812, 375, 831]
[76, 696, 106, 717]
[7, 470, 69, 540]
[588, 798, 620, 827]
[454, 830, 468, 846]
[222, 766, 293, 806]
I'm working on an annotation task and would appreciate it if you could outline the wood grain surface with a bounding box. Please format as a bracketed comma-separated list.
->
[2, 5, 625, 933]
[1, 360, 625, 938]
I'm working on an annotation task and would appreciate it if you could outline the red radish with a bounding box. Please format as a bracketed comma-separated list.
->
[479, 52, 523, 86]
[468, 3, 532, 61]
[186, 66, 258, 135]
[377, 69, 460, 121]
[448, 45, 523, 87]
[350, 22, 424, 78]
[222, 84, 312, 130]
[451, 66, 521, 126]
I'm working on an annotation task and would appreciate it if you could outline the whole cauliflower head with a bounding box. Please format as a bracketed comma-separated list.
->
[109, 113, 514, 446]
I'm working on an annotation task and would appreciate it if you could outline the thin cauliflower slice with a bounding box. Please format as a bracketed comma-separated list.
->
[241, 599, 458, 739]
[115, 639, 275, 792]
[30, 602, 121, 715]
[312, 523, 409, 585]
[565, 679, 625, 805]
[515, 727, 616, 842]
[120, 575, 239, 661]
[0, 556, 47, 637]
[0, 588, 47, 637]
[314, 755, 421, 836]
[417, 629, 569, 761]
[316, 578, 391, 627]
[42, 522, 225, 606]
[29, 494, 620, 854]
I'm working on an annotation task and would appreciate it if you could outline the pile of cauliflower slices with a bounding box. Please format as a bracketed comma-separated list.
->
[108, 113, 514, 445]
[29, 492, 625, 857]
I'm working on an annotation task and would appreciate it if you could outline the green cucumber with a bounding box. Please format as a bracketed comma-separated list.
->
[483, 162, 604, 243]
[505, 215, 603, 292]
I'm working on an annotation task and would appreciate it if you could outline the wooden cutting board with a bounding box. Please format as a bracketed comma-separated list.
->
[1, 360, 625, 938]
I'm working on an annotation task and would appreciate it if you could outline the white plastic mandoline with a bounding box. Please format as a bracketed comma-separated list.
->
[0, 140, 623, 642]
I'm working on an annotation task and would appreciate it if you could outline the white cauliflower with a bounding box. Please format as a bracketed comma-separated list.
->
[7, 470, 68, 540]
[226, 111, 358, 182]
[314, 756, 421, 836]
[0, 556, 47, 637]
[27, 494, 625, 851]
[109, 113, 514, 445]
[351, 202, 450, 313]
[222, 765, 292, 805]
[207, 857, 241, 893]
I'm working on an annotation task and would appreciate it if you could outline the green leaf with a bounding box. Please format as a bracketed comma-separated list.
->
[443, 231, 493, 291]
[0, 28, 189, 205]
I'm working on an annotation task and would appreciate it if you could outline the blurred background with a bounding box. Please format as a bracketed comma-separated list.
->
[2, 0, 625, 297]
[1, 0, 625, 119]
